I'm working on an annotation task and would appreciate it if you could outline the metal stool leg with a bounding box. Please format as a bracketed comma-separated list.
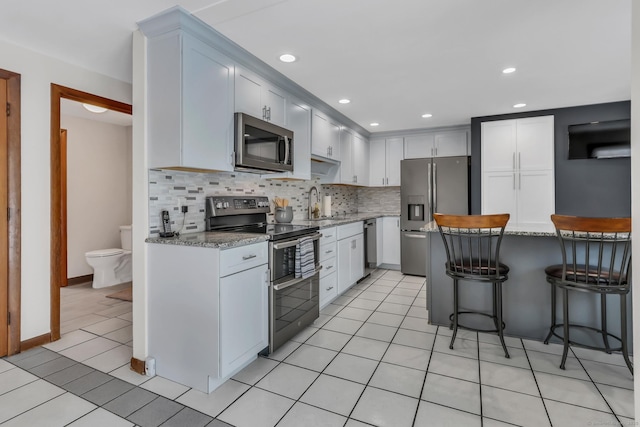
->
[450, 279, 459, 350]
[600, 293, 611, 354]
[544, 283, 555, 345]
[620, 294, 633, 375]
[496, 281, 510, 358]
[560, 288, 570, 370]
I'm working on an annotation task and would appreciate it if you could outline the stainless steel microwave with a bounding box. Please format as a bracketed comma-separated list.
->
[234, 113, 294, 173]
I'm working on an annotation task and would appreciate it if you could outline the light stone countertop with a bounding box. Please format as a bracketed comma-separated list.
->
[290, 212, 400, 229]
[145, 232, 269, 249]
[146, 212, 401, 248]
[420, 221, 556, 237]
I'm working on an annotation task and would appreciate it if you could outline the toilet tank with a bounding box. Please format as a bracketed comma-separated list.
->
[120, 225, 132, 251]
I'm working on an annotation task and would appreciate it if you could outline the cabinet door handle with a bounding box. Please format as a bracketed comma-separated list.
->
[267, 107, 271, 121]
[382, 178, 384, 185]
[434, 147, 438, 156]
[262, 106, 267, 120]
[512, 152, 516, 170]
[386, 177, 389, 185]
[326, 286, 334, 291]
[518, 152, 521, 169]
[518, 172, 521, 190]
[242, 254, 257, 260]
[325, 250, 333, 254]
[326, 265, 333, 270]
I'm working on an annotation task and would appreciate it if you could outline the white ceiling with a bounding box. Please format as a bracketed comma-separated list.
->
[1, 0, 631, 132]
[61, 99, 133, 127]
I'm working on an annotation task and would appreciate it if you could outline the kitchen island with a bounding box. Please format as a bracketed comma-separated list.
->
[424, 223, 634, 347]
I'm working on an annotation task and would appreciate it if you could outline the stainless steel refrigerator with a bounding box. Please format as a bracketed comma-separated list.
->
[400, 157, 469, 276]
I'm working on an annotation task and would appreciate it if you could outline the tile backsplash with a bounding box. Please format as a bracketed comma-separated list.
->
[148, 169, 399, 236]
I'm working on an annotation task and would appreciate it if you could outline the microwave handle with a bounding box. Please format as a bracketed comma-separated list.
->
[283, 136, 290, 166]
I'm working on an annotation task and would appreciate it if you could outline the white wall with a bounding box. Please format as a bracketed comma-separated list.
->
[0, 38, 131, 340]
[62, 115, 132, 278]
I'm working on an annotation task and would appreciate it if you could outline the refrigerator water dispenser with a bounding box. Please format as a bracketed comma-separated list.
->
[408, 204, 424, 221]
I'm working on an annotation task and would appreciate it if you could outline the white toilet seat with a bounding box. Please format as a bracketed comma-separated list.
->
[86, 248, 124, 258]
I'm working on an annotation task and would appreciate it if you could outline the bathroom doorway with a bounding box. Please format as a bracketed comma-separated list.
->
[0, 69, 21, 357]
[50, 84, 132, 342]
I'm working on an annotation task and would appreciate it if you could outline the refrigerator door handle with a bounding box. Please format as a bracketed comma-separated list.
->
[433, 163, 437, 214]
[427, 162, 432, 220]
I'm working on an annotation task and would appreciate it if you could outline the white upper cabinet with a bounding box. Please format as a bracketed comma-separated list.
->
[404, 134, 434, 159]
[339, 128, 354, 184]
[235, 67, 286, 127]
[147, 31, 235, 171]
[404, 129, 468, 159]
[434, 130, 468, 157]
[285, 97, 311, 180]
[339, 128, 369, 186]
[353, 133, 369, 186]
[370, 137, 403, 186]
[311, 111, 340, 160]
[481, 116, 555, 229]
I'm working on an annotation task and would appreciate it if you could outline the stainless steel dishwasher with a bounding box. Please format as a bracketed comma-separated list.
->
[363, 218, 377, 278]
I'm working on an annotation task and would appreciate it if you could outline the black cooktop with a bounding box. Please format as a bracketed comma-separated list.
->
[216, 223, 319, 241]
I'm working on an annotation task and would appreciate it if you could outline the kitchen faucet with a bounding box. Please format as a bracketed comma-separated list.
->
[308, 186, 319, 219]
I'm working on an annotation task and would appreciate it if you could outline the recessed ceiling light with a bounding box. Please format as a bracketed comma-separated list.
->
[279, 53, 296, 63]
[82, 103, 108, 113]
[421, 113, 433, 118]
[338, 99, 351, 104]
[513, 103, 526, 108]
[370, 122, 380, 127]
[502, 67, 516, 74]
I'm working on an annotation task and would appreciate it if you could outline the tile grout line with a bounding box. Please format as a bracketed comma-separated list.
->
[522, 339, 554, 426]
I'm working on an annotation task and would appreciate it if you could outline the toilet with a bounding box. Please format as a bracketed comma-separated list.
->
[85, 225, 132, 289]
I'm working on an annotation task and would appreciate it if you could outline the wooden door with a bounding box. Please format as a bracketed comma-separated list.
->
[0, 79, 8, 356]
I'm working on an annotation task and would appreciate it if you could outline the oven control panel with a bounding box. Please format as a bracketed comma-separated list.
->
[205, 195, 270, 217]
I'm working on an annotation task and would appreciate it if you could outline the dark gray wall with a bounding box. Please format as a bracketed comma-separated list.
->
[470, 101, 631, 217]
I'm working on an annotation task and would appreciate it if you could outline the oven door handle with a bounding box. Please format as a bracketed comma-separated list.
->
[273, 265, 323, 291]
[272, 232, 322, 250]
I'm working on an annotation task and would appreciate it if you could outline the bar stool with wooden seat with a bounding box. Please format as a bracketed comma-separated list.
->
[544, 214, 633, 374]
[433, 213, 511, 358]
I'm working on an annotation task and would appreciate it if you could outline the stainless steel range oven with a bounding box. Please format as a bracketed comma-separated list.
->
[205, 195, 321, 353]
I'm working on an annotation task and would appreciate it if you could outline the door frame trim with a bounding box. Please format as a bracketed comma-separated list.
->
[50, 84, 132, 341]
[0, 69, 21, 356]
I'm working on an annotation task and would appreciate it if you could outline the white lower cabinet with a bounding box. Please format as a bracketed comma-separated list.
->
[319, 227, 337, 308]
[147, 241, 268, 393]
[336, 222, 364, 294]
[219, 263, 268, 378]
[381, 217, 401, 266]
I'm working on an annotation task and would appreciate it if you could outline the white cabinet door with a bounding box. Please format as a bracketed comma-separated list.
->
[369, 139, 386, 186]
[312, 112, 340, 160]
[516, 116, 554, 171]
[264, 86, 286, 127]
[517, 170, 555, 227]
[235, 68, 286, 127]
[337, 237, 352, 293]
[219, 264, 268, 377]
[353, 133, 369, 186]
[385, 138, 404, 186]
[404, 134, 433, 159]
[481, 172, 517, 217]
[434, 130, 468, 157]
[286, 97, 311, 180]
[351, 234, 365, 284]
[481, 120, 517, 172]
[235, 70, 264, 119]
[382, 217, 401, 265]
[148, 32, 234, 171]
[340, 128, 354, 184]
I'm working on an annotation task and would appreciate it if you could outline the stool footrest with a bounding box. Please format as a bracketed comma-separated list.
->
[544, 323, 623, 353]
[449, 311, 506, 334]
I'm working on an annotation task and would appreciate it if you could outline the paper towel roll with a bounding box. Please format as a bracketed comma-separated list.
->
[323, 195, 332, 217]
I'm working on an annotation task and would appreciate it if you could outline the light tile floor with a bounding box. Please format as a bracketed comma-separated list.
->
[0, 270, 635, 426]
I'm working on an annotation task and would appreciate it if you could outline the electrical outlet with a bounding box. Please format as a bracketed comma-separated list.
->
[182, 205, 188, 213]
